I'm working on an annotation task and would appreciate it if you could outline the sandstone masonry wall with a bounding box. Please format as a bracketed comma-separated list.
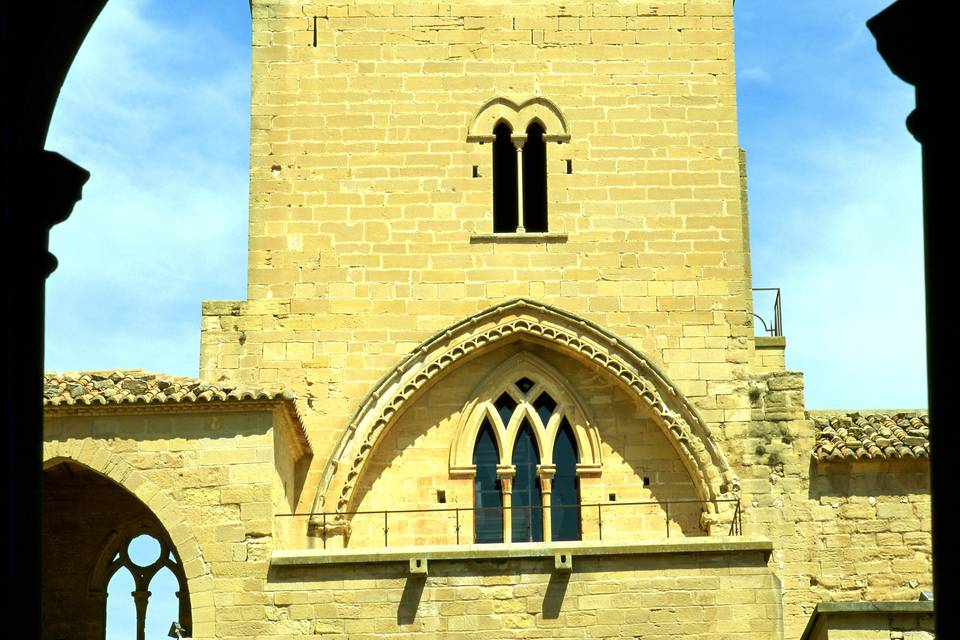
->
[340, 343, 704, 549]
[267, 550, 779, 639]
[201, 0, 754, 505]
[741, 372, 932, 639]
[43, 409, 283, 640]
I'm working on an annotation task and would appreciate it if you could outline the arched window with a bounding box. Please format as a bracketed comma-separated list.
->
[552, 418, 580, 541]
[468, 98, 569, 235]
[473, 419, 503, 543]
[522, 121, 548, 232]
[101, 529, 191, 640]
[465, 368, 588, 544]
[492, 121, 518, 233]
[511, 419, 543, 542]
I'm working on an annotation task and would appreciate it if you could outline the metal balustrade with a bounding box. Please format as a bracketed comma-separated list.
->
[752, 287, 783, 337]
[280, 497, 743, 549]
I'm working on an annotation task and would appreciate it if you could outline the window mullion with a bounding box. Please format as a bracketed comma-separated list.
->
[513, 138, 525, 232]
[132, 587, 150, 640]
[539, 465, 555, 543]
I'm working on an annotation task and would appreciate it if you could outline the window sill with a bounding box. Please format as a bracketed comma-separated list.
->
[271, 536, 772, 567]
[470, 232, 568, 244]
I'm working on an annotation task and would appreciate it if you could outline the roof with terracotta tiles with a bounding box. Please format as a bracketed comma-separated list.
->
[43, 369, 310, 452]
[43, 369, 294, 406]
[811, 412, 929, 462]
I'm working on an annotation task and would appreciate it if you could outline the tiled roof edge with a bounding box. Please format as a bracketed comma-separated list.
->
[810, 411, 929, 463]
[43, 370, 311, 453]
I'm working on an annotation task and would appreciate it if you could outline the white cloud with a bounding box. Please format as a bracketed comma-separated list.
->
[740, 67, 771, 83]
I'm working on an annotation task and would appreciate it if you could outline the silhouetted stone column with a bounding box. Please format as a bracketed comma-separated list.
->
[868, 1, 948, 633]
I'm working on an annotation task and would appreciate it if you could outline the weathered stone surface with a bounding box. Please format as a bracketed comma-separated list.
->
[40, 3, 932, 640]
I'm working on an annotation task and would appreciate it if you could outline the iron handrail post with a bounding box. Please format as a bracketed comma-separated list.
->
[773, 288, 783, 336]
[751, 287, 783, 337]
[597, 503, 603, 541]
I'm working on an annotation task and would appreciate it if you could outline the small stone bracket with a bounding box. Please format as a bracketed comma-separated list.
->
[554, 552, 573, 572]
[409, 557, 428, 575]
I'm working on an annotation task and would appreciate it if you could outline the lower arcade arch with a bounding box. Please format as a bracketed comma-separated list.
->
[43, 461, 192, 640]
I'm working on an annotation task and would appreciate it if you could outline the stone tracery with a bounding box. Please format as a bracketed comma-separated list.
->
[310, 298, 739, 530]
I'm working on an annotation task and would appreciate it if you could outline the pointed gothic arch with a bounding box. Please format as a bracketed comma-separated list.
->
[449, 352, 602, 476]
[42, 444, 212, 633]
[310, 299, 738, 531]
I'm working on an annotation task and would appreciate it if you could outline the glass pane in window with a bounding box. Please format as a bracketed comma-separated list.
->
[492, 122, 518, 233]
[522, 121, 548, 232]
[511, 420, 543, 542]
[494, 392, 517, 426]
[473, 419, 503, 543]
[552, 418, 580, 541]
[515, 377, 535, 394]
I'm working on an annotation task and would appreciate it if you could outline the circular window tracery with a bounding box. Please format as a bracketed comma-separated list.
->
[102, 529, 191, 640]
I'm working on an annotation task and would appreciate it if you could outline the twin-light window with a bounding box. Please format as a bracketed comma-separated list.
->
[467, 97, 571, 235]
[491, 121, 549, 233]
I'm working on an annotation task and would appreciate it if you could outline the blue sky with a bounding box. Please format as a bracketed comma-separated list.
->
[45, 0, 926, 411]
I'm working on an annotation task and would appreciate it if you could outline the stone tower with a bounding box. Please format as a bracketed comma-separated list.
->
[201, 0, 757, 529]
[42, 3, 931, 639]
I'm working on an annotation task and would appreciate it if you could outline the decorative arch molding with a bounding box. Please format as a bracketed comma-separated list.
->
[42, 446, 212, 609]
[449, 352, 602, 475]
[311, 298, 738, 526]
[467, 96, 571, 144]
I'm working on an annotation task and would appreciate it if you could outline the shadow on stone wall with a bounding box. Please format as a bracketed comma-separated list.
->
[398, 575, 426, 624]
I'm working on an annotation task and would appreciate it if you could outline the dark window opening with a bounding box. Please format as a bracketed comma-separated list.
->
[515, 377, 535, 395]
[492, 122, 518, 233]
[511, 420, 543, 542]
[495, 392, 518, 426]
[533, 391, 557, 426]
[522, 121, 548, 232]
[473, 419, 503, 543]
[552, 418, 581, 541]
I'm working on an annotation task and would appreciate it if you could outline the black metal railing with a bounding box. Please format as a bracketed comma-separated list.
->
[752, 287, 783, 337]
[281, 498, 742, 549]
[728, 499, 742, 536]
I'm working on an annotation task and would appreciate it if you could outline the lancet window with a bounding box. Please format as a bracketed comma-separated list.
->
[470, 374, 582, 543]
